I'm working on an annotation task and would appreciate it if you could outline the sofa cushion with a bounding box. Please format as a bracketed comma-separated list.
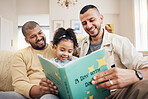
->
[0, 50, 14, 91]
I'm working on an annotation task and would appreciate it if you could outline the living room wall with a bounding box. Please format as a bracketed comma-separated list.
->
[0, 0, 17, 50]
[49, 0, 136, 45]
[49, 0, 120, 41]
[0, 0, 136, 50]
[119, 0, 135, 45]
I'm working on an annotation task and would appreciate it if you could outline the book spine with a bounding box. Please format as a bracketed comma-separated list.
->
[60, 68, 73, 99]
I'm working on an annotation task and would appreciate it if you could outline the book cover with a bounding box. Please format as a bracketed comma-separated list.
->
[38, 48, 110, 99]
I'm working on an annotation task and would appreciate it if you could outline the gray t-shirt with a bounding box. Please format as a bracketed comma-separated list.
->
[87, 40, 103, 55]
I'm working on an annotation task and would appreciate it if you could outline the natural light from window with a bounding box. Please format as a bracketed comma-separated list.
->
[134, 0, 148, 51]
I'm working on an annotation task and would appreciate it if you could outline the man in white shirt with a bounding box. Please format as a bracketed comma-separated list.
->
[76, 4, 148, 99]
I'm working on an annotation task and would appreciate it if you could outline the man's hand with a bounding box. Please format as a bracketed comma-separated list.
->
[91, 68, 139, 90]
[39, 78, 59, 95]
[29, 78, 59, 98]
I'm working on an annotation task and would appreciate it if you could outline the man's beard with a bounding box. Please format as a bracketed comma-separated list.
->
[29, 37, 46, 50]
[89, 25, 101, 38]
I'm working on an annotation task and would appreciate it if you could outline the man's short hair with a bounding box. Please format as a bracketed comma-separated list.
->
[22, 21, 39, 37]
[80, 4, 100, 15]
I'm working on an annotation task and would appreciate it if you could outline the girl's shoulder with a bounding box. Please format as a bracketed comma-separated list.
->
[71, 56, 78, 61]
[50, 57, 58, 62]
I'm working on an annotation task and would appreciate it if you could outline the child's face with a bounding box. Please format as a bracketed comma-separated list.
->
[54, 39, 74, 62]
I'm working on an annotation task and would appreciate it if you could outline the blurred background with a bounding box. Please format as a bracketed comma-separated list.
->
[0, 0, 147, 51]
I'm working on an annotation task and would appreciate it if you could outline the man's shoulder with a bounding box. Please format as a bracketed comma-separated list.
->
[105, 32, 129, 43]
[14, 46, 33, 56]
[107, 32, 126, 39]
[12, 46, 34, 63]
[16, 46, 31, 53]
[104, 32, 132, 50]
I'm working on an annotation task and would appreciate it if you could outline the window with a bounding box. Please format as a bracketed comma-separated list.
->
[134, 0, 148, 51]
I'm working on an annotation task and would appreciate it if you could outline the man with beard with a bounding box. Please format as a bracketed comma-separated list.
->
[76, 5, 148, 99]
[0, 21, 59, 99]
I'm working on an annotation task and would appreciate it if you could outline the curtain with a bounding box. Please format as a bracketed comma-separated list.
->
[134, 0, 148, 51]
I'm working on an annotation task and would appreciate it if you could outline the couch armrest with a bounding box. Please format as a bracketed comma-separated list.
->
[0, 50, 14, 91]
[138, 51, 148, 57]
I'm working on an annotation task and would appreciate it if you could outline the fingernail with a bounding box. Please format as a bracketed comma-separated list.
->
[91, 81, 95, 84]
[93, 76, 96, 80]
[54, 86, 57, 89]
[96, 86, 99, 89]
[51, 82, 54, 85]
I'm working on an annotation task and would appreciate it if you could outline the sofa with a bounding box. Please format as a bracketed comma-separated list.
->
[0, 50, 15, 91]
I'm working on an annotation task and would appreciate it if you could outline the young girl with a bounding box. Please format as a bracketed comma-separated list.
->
[50, 27, 78, 66]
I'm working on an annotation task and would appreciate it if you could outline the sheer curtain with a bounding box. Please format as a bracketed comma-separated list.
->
[134, 0, 148, 51]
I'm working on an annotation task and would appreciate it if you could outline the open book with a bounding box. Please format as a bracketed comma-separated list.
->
[38, 48, 110, 99]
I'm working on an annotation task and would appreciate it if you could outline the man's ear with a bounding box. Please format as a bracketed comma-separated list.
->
[25, 38, 29, 44]
[100, 14, 104, 24]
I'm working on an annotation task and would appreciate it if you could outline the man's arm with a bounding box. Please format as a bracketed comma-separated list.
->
[12, 51, 59, 98]
[91, 67, 148, 90]
[29, 85, 42, 98]
[138, 67, 148, 79]
[91, 36, 148, 90]
[11, 51, 34, 98]
[30, 78, 59, 98]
